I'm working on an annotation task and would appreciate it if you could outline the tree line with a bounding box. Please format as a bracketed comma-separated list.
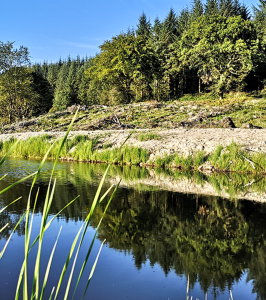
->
[2, 0, 266, 123]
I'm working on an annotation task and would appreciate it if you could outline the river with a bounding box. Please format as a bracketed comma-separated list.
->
[0, 158, 266, 300]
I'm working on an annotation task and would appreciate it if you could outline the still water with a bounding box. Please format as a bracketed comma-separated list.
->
[0, 158, 266, 300]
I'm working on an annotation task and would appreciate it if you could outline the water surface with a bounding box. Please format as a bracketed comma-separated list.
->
[0, 158, 266, 300]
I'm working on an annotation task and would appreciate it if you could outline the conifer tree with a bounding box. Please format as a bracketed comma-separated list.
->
[47, 63, 60, 93]
[153, 17, 162, 42]
[31, 67, 53, 113]
[253, 0, 266, 27]
[53, 63, 71, 110]
[191, 0, 204, 20]
[66, 60, 78, 104]
[205, 0, 219, 16]
[177, 8, 191, 35]
[136, 12, 152, 38]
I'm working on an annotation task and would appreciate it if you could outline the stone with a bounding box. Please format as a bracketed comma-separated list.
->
[219, 117, 236, 128]
[241, 123, 262, 129]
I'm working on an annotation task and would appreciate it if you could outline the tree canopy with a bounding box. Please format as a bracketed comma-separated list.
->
[2, 0, 266, 122]
[179, 15, 259, 98]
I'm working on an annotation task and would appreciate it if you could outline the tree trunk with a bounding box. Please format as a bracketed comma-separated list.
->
[199, 77, 201, 93]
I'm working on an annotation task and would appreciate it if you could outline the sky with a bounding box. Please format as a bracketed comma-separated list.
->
[0, 0, 259, 63]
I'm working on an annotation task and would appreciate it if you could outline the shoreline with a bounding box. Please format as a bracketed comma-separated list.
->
[1, 127, 266, 156]
[1, 128, 266, 174]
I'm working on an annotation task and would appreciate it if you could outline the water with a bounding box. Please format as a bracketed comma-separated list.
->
[0, 158, 266, 300]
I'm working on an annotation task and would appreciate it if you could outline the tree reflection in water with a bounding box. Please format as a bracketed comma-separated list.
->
[1, 159, 266, 299]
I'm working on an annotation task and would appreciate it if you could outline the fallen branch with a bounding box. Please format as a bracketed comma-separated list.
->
[242, 156, 255, 169]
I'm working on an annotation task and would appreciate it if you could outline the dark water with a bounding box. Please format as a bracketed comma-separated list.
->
[1, 158, 266, 300]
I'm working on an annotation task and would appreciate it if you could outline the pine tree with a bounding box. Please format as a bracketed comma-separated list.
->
[136, 12, 152, 38]
[153, 17, 162, 42]
[253, 0, 266, 26]
[78, 65, 91, 105]
[53, 63, 71, 110]
[191, 0, 204, 20]
[205, 0, 219, 16]
[47, 63, 60, 93]
[177, 8, 191, 35]
[31, 67, 53, 114]
[66, 60, 79, 105]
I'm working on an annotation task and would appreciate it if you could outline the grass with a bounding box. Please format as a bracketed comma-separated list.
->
[1, 133, 266, 174]
[0, 110, 120, 300]
[3, 91, 266, 132]
[138, 132, 161, 141]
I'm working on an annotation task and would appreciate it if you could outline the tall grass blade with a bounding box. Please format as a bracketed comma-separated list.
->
[15, 261, 26, 300]
[50, 109, 79, 180]
[23, 188, 39, 300]
[230, 290, 233, 300]
[32, 180, 57, 300]
[87, 165, 110, 222]
[186, 274, 189, 300]
[98, 184, 115, 203]
[29, 196, 80, 251]
[0, 223, 8, 233]
[53, 224, 84, 300]
[0, 139, 20, 168]
[0, 211, 27, 259]
[117, 128, 135, 152]
[72, 180, 121, 300]
[49, 287, 55, 300]
[0, 196, 22, 214]
[81, 239, 106, 300]
[39, 226, 62, 300]
[0, 172, 37, 196]
[0, 173, 7, 181]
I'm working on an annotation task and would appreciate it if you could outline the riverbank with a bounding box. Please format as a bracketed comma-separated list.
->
[1, 128, 266, 173]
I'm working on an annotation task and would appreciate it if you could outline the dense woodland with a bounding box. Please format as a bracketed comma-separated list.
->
[1, 0, 266, 123]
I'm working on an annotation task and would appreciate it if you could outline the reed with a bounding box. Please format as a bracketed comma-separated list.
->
[1, 134, 266, 174]
[0, 110, 119, 300]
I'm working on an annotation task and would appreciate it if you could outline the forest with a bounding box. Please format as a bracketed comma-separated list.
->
[1, 0, 266, 124]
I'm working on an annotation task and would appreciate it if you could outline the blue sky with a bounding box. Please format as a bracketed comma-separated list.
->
[1, 0, 258, 63]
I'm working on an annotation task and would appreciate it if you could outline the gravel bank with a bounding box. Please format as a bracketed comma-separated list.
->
[0, 128, 266, 158]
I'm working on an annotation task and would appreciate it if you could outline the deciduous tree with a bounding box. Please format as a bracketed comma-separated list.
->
[178, 15, 259, 98]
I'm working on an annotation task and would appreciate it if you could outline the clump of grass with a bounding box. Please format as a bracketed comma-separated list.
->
[72, 138, 99, 161]
[208, 145, 223, 165]
[139, 133, 161, 141]
[155, 154, 175, 167]
[102, 143, 113, 150]
[193, 151, 206, 167]
[122, 146, 149, 165]
[174, 153, 194, 170]
[154, 151, 206, 169]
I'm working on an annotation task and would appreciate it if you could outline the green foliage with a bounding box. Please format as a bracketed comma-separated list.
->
[179, 15, 259, 98]
[193, 150, 205, 167]
[155, 154, 175, 167]
[2, 0, 266, 114]
[86, 32, 160, 104]
[209, 145, 223, 165]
